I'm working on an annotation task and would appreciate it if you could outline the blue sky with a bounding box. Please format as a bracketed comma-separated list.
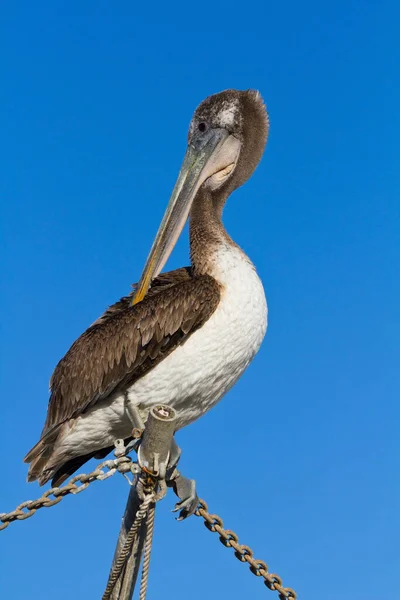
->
[1, 1, 399, 598]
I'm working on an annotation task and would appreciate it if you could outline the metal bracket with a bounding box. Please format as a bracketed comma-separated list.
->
[137, 404, 176, 479]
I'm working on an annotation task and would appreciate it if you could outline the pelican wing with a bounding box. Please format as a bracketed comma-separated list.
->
[42, 270, 220, 434]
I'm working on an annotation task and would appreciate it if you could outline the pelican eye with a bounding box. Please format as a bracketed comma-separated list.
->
[198, 122, 208, 133]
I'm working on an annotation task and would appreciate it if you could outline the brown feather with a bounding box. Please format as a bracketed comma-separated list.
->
[28, 269, 220, 447]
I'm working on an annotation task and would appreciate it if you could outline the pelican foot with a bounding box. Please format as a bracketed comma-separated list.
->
[168, 470, 199, 520]
[123, 437, 141, 456]
[121, 430, 198, 519]
[166, 439, 198, 519]
[168, 437, 182, 470]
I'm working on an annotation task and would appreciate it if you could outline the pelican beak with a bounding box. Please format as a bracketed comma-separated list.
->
[132, 128, 230, 304]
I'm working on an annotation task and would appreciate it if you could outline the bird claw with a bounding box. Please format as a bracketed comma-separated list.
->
[169, 472, 198, 520]
[119, 432, 198, 519]
[124, 438, 141, 456]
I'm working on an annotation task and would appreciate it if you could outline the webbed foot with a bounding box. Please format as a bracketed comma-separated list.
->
[168, 470, 199, 520]
[117, 418, 199, 519]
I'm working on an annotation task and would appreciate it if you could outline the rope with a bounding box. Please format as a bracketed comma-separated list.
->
[102, 492, 155, 600]
[139, 501, 156, 600]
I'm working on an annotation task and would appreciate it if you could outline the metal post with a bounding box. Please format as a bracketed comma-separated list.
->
[108, 404, 177, 600]
[109, 485, 146, 599]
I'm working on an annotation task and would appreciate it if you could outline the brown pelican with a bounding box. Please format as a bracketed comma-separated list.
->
[25, 89, 269, 507]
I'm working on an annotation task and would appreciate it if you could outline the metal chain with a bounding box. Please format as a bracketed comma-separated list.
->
[195, 499, 297, 600]
[139, 501, 156, 600]
[1, 462, 297, 599]
[0, 456, 135, 531]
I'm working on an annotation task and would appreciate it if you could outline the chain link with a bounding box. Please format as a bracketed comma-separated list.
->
[195, 499, 297, 600]
[0, 456, 136, 531]
[1, 462, 297, 599]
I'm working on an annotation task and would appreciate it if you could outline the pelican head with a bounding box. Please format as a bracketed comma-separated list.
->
[133, 89, 269, 303]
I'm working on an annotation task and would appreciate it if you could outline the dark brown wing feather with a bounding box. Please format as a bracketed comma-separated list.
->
[90, 267, 193, 327]
[43, 270, 220, 434]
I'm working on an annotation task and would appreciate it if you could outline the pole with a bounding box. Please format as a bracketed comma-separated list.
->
[109, 486, 146, 599]
[108, 404, 177, 600]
